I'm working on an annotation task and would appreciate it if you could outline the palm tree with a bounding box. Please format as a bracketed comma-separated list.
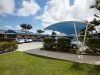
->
[20, 24, 27, 31]
[20, 24, 32, 31]
[20, 24, 32, 39]
[37, 29, 44, 34]
[27, 24, 32, 30]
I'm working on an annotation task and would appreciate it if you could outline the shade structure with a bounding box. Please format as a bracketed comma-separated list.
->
[45, 21, 87, 35]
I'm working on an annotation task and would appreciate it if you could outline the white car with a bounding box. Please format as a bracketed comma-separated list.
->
[16, 38, 25, 44]
[71, 40, 88, 50]
[27, 38, 33, 42]
[52, 36, 86, 49]
[24, 38, 32, 43]
[71, 40, 82, 49]
[69, 35, 82, 49]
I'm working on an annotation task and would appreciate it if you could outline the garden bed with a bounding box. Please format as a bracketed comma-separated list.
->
[0, 42, 18, 54]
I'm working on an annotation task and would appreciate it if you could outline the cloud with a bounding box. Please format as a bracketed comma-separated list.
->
[17, 0, 41, 16]
[3, 26, 13, 30]
[3, 25, 22, 30]
[15, 25, 22, 30]
[37, 0, 99, 27]
[0, 0, 15, 15]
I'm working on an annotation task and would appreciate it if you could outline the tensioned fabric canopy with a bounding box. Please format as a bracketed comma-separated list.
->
[45, 21, 87, 35]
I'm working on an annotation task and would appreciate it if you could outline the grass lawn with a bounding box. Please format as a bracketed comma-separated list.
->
[0, 52, 100, 75]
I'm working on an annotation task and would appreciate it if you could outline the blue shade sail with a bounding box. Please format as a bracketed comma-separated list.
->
[45, 21, 87, 35]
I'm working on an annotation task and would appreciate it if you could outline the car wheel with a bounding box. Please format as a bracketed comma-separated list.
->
[72, 45, 78, 49]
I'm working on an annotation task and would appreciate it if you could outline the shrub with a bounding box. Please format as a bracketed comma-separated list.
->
[0, 42, 18, 53]
[43, 37, 71, 52]
[0, 38, 15, 42]
[86, 38, 100, 55]
[57, 38, 71, 52]
[43, 37, 56, 50]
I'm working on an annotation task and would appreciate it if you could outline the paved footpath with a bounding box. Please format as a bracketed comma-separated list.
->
[25, 48, 100, 65]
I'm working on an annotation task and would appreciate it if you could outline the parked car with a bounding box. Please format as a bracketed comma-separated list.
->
[69, 36, 87, 50]
[35, 38, 42, 42]
[71, 40, 82, 49]
[23, 38, 28, 43]
[54, 36, 82, 49]
[16, 38, 25, 44]
[23, 38, 32, 43]
[69, 36, 82, 49]
[27, 38, 33, 42]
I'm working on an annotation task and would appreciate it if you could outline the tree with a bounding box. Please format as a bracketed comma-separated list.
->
[27, 24, 32, 31]
[88, 0, 100, 32]
[20, 24, 32, 39]
[91, 0, 100, 11]
[80, 0, 100, 35]
[90, 18, 100, 26]
[37, 29, 44, 34]
[90, 0, 100, 19]
[51, 31, 56, 36]
[20, 24, 27, 31]
[20, 24, 32, 31]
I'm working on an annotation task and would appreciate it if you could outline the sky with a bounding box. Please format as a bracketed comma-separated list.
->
[0, 0, 100, 32]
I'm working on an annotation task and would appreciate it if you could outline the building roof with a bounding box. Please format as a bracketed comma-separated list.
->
[5, 30, 16, 34]
[0, 29, 34, 35]
[14, 30, 33, 35]
[0, 29, 6, 34]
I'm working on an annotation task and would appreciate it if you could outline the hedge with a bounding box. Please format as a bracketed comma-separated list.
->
[43, 37, 71, 52]
[43, 37, 56, 50]
[86, 38, 100, 55]
[0, 42, 18, 53]
[0, 38, 15, 42]
[57, 38, 71, 51]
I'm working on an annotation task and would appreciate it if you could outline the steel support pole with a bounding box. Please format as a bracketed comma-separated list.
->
[73, 23, 79, 48]
[82, 23, 88, 51]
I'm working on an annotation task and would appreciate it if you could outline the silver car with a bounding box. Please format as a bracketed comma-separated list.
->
[24, 38, 32, 43]
[71, 40, 82, 49]
[16, 38, 25, 44]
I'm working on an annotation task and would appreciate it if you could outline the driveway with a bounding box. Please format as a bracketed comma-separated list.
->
[17, 42, 43, 51]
